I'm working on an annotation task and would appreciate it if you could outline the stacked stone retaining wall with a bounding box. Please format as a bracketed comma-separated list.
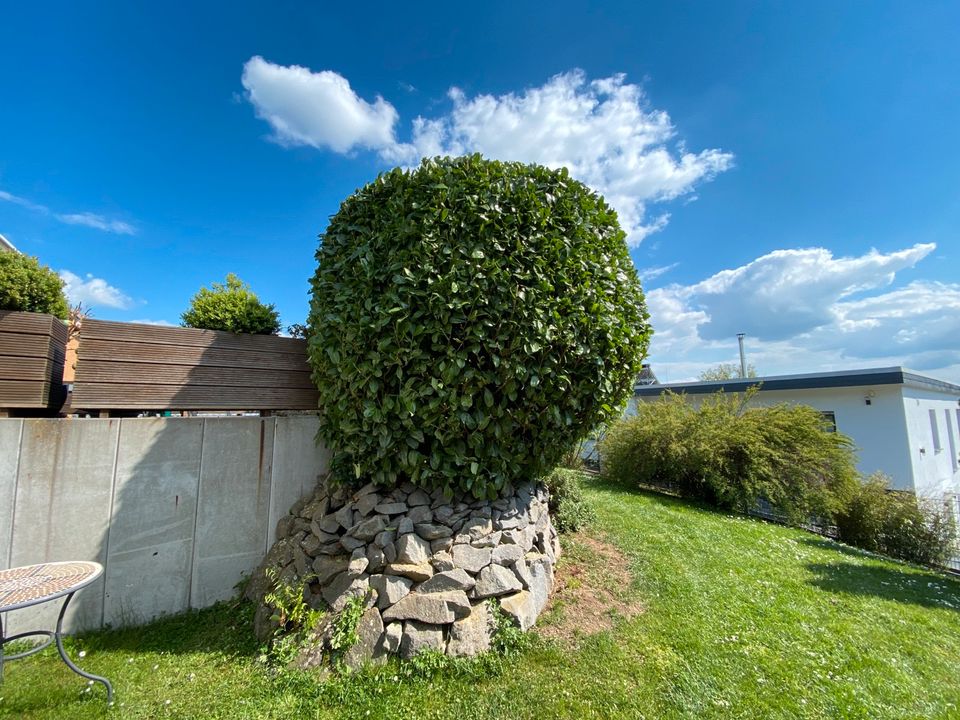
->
[247, 478, 559, 663]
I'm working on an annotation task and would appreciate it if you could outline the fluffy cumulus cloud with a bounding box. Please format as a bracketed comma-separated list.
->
[241, 61, 732, 245]
[0, 189, 136, 235]
[241, 56, 399, 153]
[645, 243, 960, 383]
[59, 271, 135, 309]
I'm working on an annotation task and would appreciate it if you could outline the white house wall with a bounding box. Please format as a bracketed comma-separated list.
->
[901, 386, 960, 499]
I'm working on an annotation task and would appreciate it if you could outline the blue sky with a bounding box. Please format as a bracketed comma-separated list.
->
[2, 1, 959, 382]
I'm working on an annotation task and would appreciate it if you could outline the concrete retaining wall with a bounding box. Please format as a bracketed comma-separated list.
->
[0, 416, 329, 634]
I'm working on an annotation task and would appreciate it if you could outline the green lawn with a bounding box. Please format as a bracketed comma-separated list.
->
[3, 477, 960, 719]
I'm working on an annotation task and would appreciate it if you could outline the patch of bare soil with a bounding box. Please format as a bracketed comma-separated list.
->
[537, 532, 644, 646]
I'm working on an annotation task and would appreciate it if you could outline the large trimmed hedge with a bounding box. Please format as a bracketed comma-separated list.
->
[308, 155, 651, 498]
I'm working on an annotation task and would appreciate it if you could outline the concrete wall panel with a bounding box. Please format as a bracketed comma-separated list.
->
[190, 417, 274, 608]
[269, 416, 328, 542]
[8, 418, 120, 633]
[0, 419, 23, 570]
[103, 418, 202, 627]
[1, 416, 329, 633]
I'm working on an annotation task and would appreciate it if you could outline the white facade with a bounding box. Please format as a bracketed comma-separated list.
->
[632, 368, 960, 503]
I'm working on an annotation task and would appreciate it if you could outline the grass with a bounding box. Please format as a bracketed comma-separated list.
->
[3, 476, 960, 719]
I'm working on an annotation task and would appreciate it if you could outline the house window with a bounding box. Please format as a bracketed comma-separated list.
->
[930, 409, 942, 453]
[820, 411, 837, 433]
[947, 410, 958, 472]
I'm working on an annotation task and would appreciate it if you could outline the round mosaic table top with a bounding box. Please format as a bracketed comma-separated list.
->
[0, 561, 103, 613]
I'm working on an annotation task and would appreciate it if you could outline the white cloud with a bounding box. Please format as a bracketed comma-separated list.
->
[0, 189, 48, 213]
[0, 189, 136, 235]
[56, 212, 135, 235]
[241, 56, 399, 153]
[644, 243, 960, 384]
[638, 262, 680, 284]
[390, 71, 733, 244]
[653, 243, 935, 343]
[241, 62, 732, 245]
[59, 270, 135, 310]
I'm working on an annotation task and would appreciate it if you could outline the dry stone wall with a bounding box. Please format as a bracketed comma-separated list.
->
[247, 478, 559, 663]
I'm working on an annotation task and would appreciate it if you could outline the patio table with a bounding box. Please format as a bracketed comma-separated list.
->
[0, 561, 113, 702]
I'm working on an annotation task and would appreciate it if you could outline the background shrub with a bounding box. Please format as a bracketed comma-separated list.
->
[837, 473, 957, 566]
[600, 391, 860, 524]
[542, 468, 596, 533]
[308, 155, 651, 497]
[0, 252, 69, 319]
[181, 273, 280, 335]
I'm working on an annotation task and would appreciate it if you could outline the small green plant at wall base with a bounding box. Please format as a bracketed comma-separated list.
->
[181, 273, 281, 335]
[0, 252, 69, 318]
[489, 600, 531, 657]
[542, 468, 597, 533]
[308, 155, 651, 497]
[328, 594, 366, 662]
[262, 569, 323, 637]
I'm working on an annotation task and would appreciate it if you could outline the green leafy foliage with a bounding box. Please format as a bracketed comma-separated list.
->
[542, 468, 597, 532]
[181, 273, 281, 335]
[0, 252, 69, 318]
[489, 600, 531, 657]
[308, 155, 651, 497]
[328, 594, 366, 657]
[836, 473, 957, 566]
[600, 391, 860, 524]
[262, 569, 324, 665]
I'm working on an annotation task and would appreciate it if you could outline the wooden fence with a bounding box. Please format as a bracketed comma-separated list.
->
[70, 319, 319, 413]
[0, 310, 68, 412]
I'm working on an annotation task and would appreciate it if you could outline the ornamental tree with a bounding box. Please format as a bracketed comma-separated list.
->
[181, 273, 281, 335]
[0, 252, 69, 319]
[308, 155, 651, 498]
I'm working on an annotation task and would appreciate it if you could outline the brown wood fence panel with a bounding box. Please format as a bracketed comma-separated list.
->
[72, 319, 320, 411]
[0, 311, 68, 409]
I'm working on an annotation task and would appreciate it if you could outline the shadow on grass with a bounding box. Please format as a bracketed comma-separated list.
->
[76, 598, 259, 657]
[804, 555, 960, 612]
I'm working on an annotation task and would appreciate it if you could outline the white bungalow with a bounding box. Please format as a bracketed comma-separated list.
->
[632, 367, 960, 518]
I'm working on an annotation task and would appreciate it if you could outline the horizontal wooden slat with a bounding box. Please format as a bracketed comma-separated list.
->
[0, 311, 68, 342]
[76, 338, 310, 371]
[0, 356, 53, 381]
[75, 361, 315, 389]
[0, 380, 50, 406]
[71, 384, 318, 410]
[0, 332, 66, 363]
[71, 318, 321, 411]
[80, 319, 306, 355]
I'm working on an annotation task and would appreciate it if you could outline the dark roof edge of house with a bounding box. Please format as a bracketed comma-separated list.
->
[634, 366, 960, 397]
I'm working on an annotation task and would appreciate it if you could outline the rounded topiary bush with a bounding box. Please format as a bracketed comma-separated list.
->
[308, 155, 651, 498]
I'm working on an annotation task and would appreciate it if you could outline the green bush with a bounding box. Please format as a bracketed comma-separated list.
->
[181, 273, 280, 335]
[0, 252, 69, 319]
[542, 468, 596, 533]
[600, 391, 860, 524]
[308, 155, 651, 497]
[837, 473, 957, 566]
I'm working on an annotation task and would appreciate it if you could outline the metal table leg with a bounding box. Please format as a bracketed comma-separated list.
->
[54, 591, 113, 703]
